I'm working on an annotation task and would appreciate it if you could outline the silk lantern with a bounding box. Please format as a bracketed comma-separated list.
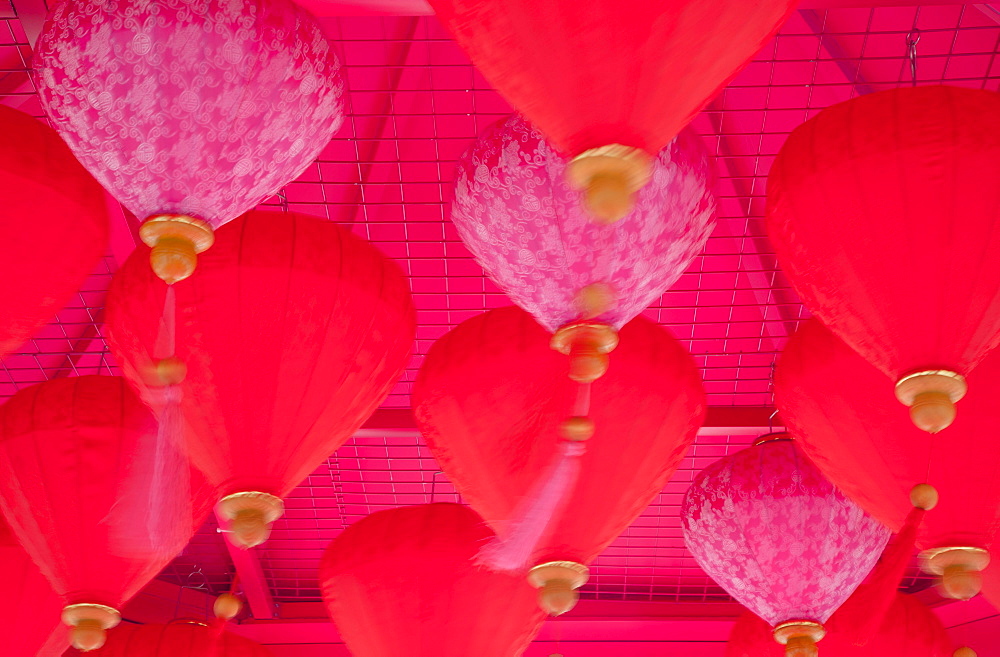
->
[0, 105, 108, 358]
[107, 210, 415, 548]
[0, 376, 211, 651]
[727, 594, 956, 657]
[775, 319, 1000, 600]
[432, 0, 795, 220]
[728, 487, 954, 657]
[682, 435, 890, 657]
[68, 620, 272, 657]
[414, 306, 705, 614]
[453, 114, 715, 331]
[0, 515, 63, 656]
[320, 503, 546, 657]
[36, 0, 345, 283]
[766, 85, 1000, 433]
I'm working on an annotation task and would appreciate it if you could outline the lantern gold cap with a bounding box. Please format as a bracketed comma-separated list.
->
[773, 620, 825, 657]
[139, 214, 215, 284]
[528, 561, 589, 616]
[566, 144, 653, 223]
[217, 491, 284, 549]
[551, 321, 619, 383]
[62, 603, 121, 652]
[919, 546, 989, 600]
[894, 370, 967, 433]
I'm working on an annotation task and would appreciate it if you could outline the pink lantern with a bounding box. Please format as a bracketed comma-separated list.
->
[452, 114, 715, 334]
[682, 435, 889, 657]
[35, 0, 345, 283]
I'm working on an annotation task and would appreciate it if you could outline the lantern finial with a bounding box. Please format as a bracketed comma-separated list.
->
[551, 322, 619, 383]
[566, 145, 653, 223]
[216, 492, 284, 549]
[214, 592, 242, 621]
[62, 603, 121, 652]
[954, 647, 977, 657]
[909, 483, 938, 510]
[528, 561, 589, 616]
[139, 215, 215, 285]
[773, 621, 826, 657]
[895, 371, 967, 433]
[920, 546, 990, 600]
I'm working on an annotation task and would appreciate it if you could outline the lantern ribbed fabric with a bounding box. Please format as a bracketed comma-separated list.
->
[69, 621, 273, 656]
[766, 86, 1000, 383]
[35, 0, 344, 229]
[452, 114, 715, 332]
[0, 105, 108, 358]
[0, 376, 208, 613]
[320, 503, 546, 657]
[775, 320, 1000, 564]
[106, 211, 415, 522]
[0, 516, 62, 656]
[727, 593, 953, 657]
[682, 437, 890, 627]
[413, 307, 705, 567]
[429, 0, 796, 158]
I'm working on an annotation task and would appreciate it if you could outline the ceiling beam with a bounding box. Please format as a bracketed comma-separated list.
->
[304, 0, 979, 17]
[358, 406, 781, 437]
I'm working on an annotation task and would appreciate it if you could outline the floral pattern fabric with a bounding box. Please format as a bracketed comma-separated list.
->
[35, 0, 344, 227]
[682, 439, 889, 626]
[451, 115, 715, 332]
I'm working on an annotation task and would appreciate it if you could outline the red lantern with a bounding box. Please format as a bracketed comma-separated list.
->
[682, 435, 890, 657]
[413, 306, 705, 614]
[0, 105, 108, 357]
[36, 0, 345, 283]
[68, 620, 272, 656]
[0, 515, 62, 656]
[430, 0, 795, 220]
[727, 593, 955, 657]
[766, 86, 1000, 433]
[775, 319, 1000, 600]
[107, 211, 415, 548]
[0, 376, 210, 651]
[320, 503, 546, 657]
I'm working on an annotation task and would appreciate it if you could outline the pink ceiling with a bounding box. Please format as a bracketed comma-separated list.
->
[2, 0, 1000, 644]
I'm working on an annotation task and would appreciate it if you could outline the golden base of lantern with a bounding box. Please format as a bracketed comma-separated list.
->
[216, 491, 285, 549]
[955, 647, 978, 657]
[920, 546, 989, 600]
[62, 603, 121, 652]
[894, 370, 967, 434]
[566, 144, 653, 224]
[551, 322, 619, 383]
[139, 214, 215, 285]
[773, 620, 826, 657]
[528, 561, 590, 616]
[753, 431, 792, 446]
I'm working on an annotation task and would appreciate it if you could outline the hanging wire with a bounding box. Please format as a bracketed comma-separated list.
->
[906, 29, 921, 87]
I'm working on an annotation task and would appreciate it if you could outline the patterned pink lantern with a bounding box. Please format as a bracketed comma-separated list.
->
[453, 114, 715, 336]
[35, 0, 344, 284]
[682, 435, 889, 657]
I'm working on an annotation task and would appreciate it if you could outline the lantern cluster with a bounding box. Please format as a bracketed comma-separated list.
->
[1, 0, 996, 653]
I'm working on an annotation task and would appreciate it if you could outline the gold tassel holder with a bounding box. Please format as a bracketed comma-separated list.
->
[62, 603, 121, 652]
[566, 145, 653, 224]
[773, 620, 826, 657]
[894, 370, 967, 434]
[213, 592, 243, 621]
[216, 491, 284, 549]
[528, 561, 590, 616]
[551, 322, 619, 384]
[920, 546, 990, 600]
[139, 214, 215, 285]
